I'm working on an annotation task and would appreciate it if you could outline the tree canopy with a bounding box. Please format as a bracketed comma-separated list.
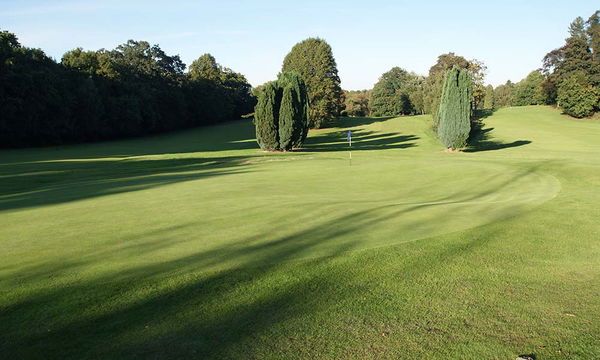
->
[282, 38, 343, 128]
[342, 90, 370, 117]
[0, 30, 255, 147]
[541, 12, 600, 117]
[369, 67, 421, 116]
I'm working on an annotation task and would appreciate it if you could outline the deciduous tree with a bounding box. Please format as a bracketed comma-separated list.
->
[282, 38, 343, 128]
[483, 84, 494, 109]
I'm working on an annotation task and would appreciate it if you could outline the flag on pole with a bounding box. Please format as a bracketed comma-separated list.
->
[347, 130, 352, 165]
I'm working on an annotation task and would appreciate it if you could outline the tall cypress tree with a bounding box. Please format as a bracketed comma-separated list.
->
[278, 86, 296, 150]
[437, 66, 473, 150]
[254, 82, 280, 150]
[278, 72, 309, 146]
[282, 38, 343, 128]
[254, 72, 309, 151]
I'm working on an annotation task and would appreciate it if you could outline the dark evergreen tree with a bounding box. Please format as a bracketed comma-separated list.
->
[282, 38, 343, 128]
[437, 67, 473, 150]
[254, 73, 309, 151]
[278, 86, 296, 150]
[278, 72, 310, 146]
[254, 82, 280, 151]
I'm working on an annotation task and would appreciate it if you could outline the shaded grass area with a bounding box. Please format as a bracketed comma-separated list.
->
[1, 106, 600, 359]
[466, 127, 532, 152]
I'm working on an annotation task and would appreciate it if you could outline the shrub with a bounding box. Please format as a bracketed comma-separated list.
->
[254, 72, 309, 151]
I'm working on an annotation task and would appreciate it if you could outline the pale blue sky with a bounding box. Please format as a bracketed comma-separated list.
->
[1, 0, 597, 89]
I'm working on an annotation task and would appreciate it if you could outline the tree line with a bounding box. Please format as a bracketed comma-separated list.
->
[0, 31, 255, 148]
[489, 11, 599, 118]
[346, 10, 599, 119]
[2, 11, 596, 150]
[342, 52, 486, 126]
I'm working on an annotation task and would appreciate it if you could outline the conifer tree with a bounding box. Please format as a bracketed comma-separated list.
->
[278, 86, 296, 150]
[278, 72, 310, 146]
[437, 67, 473, 150]
[254, 82, 280, 150]
[254, 72, 309, 151]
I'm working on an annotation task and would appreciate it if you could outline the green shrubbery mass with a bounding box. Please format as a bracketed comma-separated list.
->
[0, 31, 256, 148]
[254, 72, 309, 151]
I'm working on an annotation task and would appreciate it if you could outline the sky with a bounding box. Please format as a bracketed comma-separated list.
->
[1, 0, 598, 89]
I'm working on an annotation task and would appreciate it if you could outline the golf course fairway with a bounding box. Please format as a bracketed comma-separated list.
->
[1, 106, 599, 359]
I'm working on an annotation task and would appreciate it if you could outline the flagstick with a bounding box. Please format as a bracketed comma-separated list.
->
[349, 137, 352, 166]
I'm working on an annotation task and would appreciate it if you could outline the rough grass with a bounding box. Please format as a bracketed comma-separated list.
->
[1, 106, 599, 359]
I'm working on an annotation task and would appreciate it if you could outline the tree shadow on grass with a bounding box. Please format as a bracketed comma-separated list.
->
[0, 116, 414, 211]
[332, 116, 395, 128]
[472, 108, 496, 122]
[0, 119, 269, 211]
[300, 129, 418, 152]
[0, 155, 256, 211]
[0, 166, 548, 359]
[0, 119, 258, 165]
[466, 127, 531, 153]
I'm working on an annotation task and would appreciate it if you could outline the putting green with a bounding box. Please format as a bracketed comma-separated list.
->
[2, 106, 600, 360]
[152, 157, 560, 266]
[0, 119, 560, 275]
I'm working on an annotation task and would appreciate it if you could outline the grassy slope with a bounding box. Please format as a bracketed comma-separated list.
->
[0, 106, 599, 359]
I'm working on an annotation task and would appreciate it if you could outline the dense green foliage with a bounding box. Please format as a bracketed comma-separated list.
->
[342, 90, 370, 117]
[278, 87, 296, 150]
[282, 38, 343, 128]
[493, 80, 515, 108]
[494, 12, 598, 116]
[557, 73, 599, 118]
[511, 70, 548, 106]
[189, 54, 256, 117]
[437, 67, 473, 150]
[369, 67, 425, 116]
[541, 11, 600, 117]
[279, 72, 310, 147]
[424, 53, 485, 129]
[0, 31, 255, 148]
[254, 72, 309, 151]
[370, 67, 410, 116]
[254, 82, 281, 150]
[359, 53, 482, 122]
[483, 84, 494, 109]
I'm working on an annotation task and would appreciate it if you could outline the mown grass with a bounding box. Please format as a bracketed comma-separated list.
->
[1, 106, 599, 359]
